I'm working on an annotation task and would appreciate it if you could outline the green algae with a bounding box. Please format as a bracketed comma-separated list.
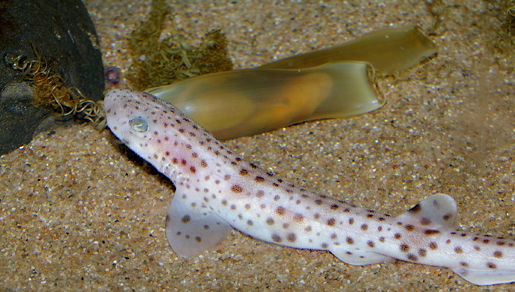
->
[127, 0, 233, 91]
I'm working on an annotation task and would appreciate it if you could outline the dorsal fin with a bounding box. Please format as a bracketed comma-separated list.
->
[395, 194, 457, 230]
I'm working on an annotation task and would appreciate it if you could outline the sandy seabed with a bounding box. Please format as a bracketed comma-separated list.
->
[1, 0, 513, 290]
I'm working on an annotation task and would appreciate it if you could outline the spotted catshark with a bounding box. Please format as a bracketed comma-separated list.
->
[104, 89, 514, 286]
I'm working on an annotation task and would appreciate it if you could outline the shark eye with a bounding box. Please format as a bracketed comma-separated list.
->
[129, 116, 148, 132]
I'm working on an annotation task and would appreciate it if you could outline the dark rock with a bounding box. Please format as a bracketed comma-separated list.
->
[0, 82, 48, 153]
[0, 0, 104, 154]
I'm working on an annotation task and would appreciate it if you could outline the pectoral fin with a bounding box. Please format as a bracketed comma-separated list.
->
[165, 188, 231, 257]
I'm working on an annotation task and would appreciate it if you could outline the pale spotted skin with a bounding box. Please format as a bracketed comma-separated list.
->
[105, 89, 514, 286]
